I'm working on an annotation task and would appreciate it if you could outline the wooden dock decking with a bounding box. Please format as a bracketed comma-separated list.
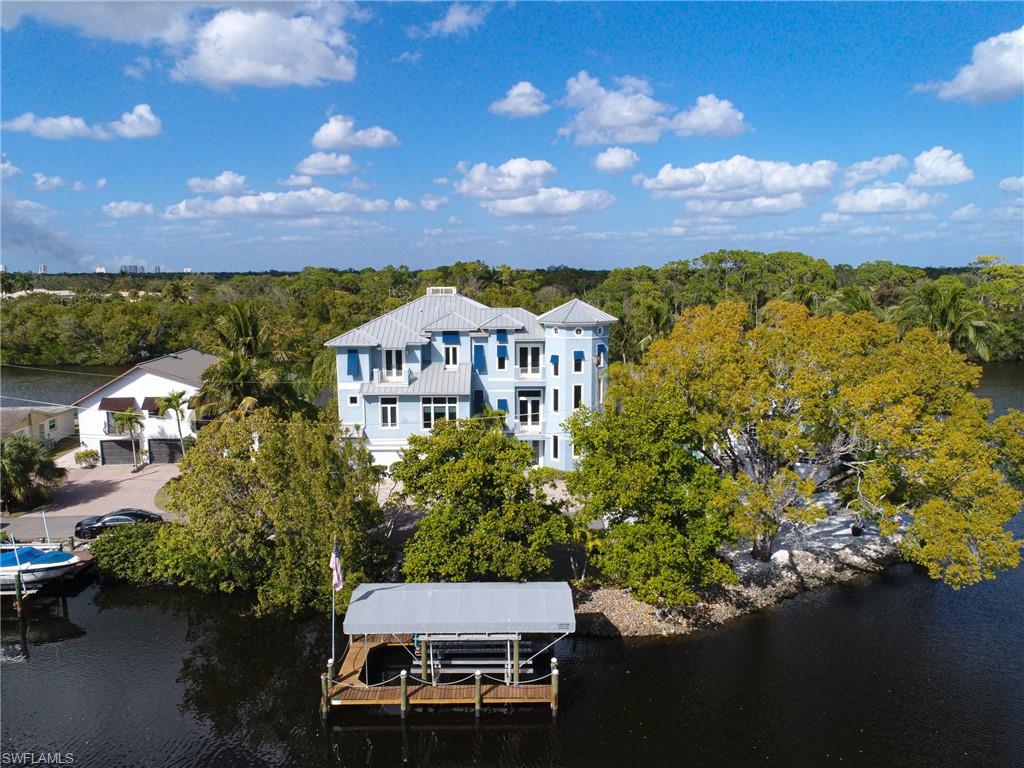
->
[328, 634, 554, 709]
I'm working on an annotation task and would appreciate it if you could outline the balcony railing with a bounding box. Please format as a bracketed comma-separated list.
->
[513, 366, 544, 381]
[511, 419, 543, 435]
[374, 367, 413, 384]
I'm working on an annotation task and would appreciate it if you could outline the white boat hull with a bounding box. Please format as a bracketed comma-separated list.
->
[0, 560, 82, 589]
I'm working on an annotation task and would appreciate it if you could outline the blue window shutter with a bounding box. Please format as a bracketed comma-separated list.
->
[549, 354, 559, 366]
[472, 389, 484, 414]
[574, 350, 585, 362]
[597, 344, 607, 356]
[473, 344, 486, 372]
[497, 345, 508, 360]
[346, 349, 360, 378]
[496, 329, 508, 343]
[497, 398, 508, 413]
[442, 331, 459, 345]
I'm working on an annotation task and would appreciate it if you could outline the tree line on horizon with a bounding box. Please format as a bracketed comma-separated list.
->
[2, 251, 1022, 373]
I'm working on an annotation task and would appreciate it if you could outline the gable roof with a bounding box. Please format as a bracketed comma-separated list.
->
[421, 311, 481, 332]
[73, 348, 218, 406]
[536, 298, 618, 325]
[479, 311, 526, 330]
[0, 406, 74, 437]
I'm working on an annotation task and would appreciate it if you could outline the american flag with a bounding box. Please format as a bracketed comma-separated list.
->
[330, 540, 344, 592]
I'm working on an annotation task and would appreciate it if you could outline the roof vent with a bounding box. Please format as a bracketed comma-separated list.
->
[426, 286, 457, 296]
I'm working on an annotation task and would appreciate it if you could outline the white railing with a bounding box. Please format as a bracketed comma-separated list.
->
[513, 366, 544, 381]
[512, 419, 543, 435]
[375, 367, 412, 384]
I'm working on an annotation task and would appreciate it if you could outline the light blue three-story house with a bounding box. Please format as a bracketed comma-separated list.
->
[325, 287, 617, 470]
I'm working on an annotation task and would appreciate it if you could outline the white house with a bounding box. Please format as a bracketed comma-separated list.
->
[74, 348, 218, 465]
[0, 406, 77, 444]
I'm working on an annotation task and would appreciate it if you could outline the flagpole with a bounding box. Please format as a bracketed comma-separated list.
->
[331, 534, 337, 676]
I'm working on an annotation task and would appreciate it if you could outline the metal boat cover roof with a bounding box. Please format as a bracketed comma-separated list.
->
[343, 582, 576, 635]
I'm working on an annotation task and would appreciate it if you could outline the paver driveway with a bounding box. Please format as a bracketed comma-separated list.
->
[1, 463, 179, 541]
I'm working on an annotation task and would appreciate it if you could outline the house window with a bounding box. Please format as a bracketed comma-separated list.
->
[552, 435, 559, 460]
[552, 388, 559, 412]
[517, 389, 542, 432]
[380, 397, 398, 429]
[597, 326, 605, 336]
[348, 395, 358, 406]
[573, 351, 584, 373]
[573, 384, 583, 409]
[496, 345, 508, 371]
[472, 389, 484, 415]
[48, 419, 56, 430]
[384, 349, 404, 379]
[551, 355, 559, 376]
[574, 328, 583, 336]
[445, 345, 459, 368]
[518, 344, 541, 375]
[422, 396, 457, 429]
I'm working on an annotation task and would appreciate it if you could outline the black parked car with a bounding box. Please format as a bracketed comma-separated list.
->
[74, 509, 163, 539]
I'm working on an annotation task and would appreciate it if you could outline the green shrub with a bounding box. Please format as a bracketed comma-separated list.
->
[74, 449, 100, 468]
[91, 524, 163, 583]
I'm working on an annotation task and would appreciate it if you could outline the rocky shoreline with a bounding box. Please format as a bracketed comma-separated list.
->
[574, 514, 900, 637]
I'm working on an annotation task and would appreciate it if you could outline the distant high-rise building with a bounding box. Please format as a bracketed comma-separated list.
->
[37, 264, 48, 274]
[119, 264, 145, 274]
[153, 266, 162, 274]
[95, 267, 107, 274]
[0, 264, 6, 273]
[182, 267, 193, 274]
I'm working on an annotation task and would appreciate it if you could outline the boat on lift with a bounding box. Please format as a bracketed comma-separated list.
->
[0, 547, 83, 589]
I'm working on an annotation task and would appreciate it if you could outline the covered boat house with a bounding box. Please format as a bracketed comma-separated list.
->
[323, 582, 575, 717]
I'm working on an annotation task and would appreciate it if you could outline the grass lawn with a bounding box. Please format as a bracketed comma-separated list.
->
[50, 435, 81, 460]
[154, 477, 179, 513]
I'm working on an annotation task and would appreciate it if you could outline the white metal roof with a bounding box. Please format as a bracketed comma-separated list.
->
[536, 298, 617, 326]
[359, 364, 471, 396]
[343, 582, 576, 635]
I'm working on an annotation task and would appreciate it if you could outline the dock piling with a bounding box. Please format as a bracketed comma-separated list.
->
[513, 638, 520, 685]
[400, 670, 408, 718]
[320, 672, 329, 719]
[550, 657, 559, 716]
[14, 572, 24, 618]
[474, 670, 482, 717]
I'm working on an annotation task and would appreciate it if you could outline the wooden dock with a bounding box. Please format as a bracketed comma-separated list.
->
[327, 635, 555, 710]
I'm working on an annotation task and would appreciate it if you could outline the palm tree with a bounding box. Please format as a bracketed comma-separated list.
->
[112, 409, 145, 467]
[820, 285, 892, 321]
[193, 303, 309, 421]
[897, 278, 999, 360]
[156, 390, 189, 457]
[0, 434, 66, 510]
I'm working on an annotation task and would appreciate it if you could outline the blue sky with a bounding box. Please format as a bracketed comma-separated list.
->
[1, 2, 1022, 273]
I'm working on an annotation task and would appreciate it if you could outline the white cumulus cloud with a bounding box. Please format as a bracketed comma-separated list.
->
[410, 3, 490, 38]
[279, 174, 313, 187]
[914, 26, 1024, 105]
[3, 103, 162, 140]
[312, 115, 398, 150]
[103, 200, 156, 218]
[295, 152, 357, 176]
[186, 171, 250, 195]
[593, 147, 639, 174]
[164, 187, 390, 220]
[489, 82, 550, 118]
[832, 183, 946, 214]
[559, 71, 747, 145]
[1, 154, 21, 179]
[2, 2, 196, 44]
[950, 203, 982, 221]
[420, 194, 449, 211]
[394, 197, 416, 212]
[455, 158, 557, 198]
[95, 177, 108, 189]
[683, 193, 808, 218]
[171, 9, 357, 89]
[672, 94, 747, 138]
[480, 187, 614, 217]
[32, 173, 65, 191]
[640, 155, 837, 201]
[842, 154, 908, 188]
[906, 146, 974, 187]
[998, 175, 1024, 194]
